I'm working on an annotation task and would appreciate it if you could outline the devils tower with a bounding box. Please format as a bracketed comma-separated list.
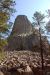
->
[7, 15, 33, 50]
[11, 15, 32, 36]
[7, 15, 49, 52]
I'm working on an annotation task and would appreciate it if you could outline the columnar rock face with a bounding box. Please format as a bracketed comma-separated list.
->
[8, 34, 40, 51]
[8, 15, 34, 51]
[11, 15, 32, 35]
[7, 15, 49, 52]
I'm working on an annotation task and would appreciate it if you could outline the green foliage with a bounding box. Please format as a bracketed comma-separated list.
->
[0, 0, 15, 32]
[0, 0, 15, 51]
[0, 12, 9, 32]
[0, 0, 15, 33]
[46, 21, 50, 32]
[0, 51, 6, 60]
[46, 9, 50, 32]
[0, 39, 7, 51]
[46, 9, 50, 17]
[33, 11, 45, 26]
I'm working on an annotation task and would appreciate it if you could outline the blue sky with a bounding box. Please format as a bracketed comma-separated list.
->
[11, 0, 50, 23]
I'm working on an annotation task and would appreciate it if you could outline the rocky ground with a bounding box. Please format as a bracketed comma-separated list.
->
[0, 50, 50, 75]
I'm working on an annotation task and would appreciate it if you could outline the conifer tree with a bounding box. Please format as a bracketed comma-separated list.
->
[0, 0, 15, 51]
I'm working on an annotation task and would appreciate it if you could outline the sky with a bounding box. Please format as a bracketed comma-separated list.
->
[10, 0, 50, 42]
[11, 0, 50, 23]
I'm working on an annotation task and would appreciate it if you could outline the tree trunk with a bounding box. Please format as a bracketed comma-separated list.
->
[39, 27, 44, 75]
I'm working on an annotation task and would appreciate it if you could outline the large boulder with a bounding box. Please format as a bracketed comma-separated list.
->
[0, 71, 4, 75]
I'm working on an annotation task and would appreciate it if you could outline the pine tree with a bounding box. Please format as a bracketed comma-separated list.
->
[32, 11, 45, 74]
[0, 0, 15, 51]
